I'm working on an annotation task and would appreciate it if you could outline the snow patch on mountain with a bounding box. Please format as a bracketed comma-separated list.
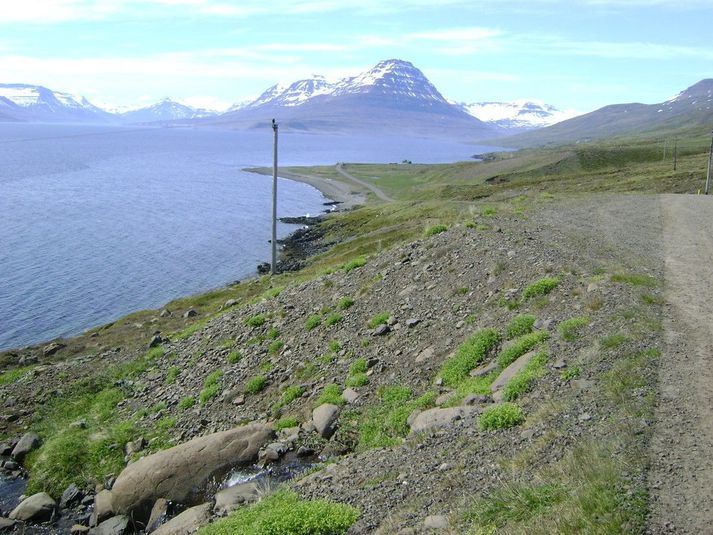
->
[461, 100, 579, 130]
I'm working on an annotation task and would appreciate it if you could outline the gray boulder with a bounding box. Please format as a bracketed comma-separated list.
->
[111, 423, 272, 515]
[152, 503, 211, 535]
[89, 515, 130, 535]
[146, 498, 168, 533]
[90, 490, 114, 526]
[60, 483, 83, 509]
[9, 492, 56, 522]
[11, 431, 41, 462]
[490, 350, 540, 402]
[312, 404, 340, 439]
[0, 518, 16, 532]
[213, 481, 261, 516]
[409, 407, 477, 434]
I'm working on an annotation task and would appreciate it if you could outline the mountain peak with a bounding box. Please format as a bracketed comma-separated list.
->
[669, 79, 713, 103]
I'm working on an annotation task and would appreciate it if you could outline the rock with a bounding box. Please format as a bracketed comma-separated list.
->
[405, 318, 421, 328]
[415, 346, 435, 363]
[111, 423, 272, 516]
[490, 350, 539, 402]
[148, 335, 163, 348]
[93, 490, 114, 526]
[260, 442, 287, 463]
[232, 395, 245, 406]
[578, 412, 592, 422]
[424, 515, 449, 529]
[0, 518, 16, 532]
[152, 503, 211, 535]
[89, 515, 130, 535]
[71, 525, 90, 534]
[146, 498, 168, 533]
[469, 361, 498, 377]
[9, 492, 56, 522]
[60, 483, 83, 509]
[296, 446, 315, 457]
[312, 404, 340, 439]
[373, 324, 391, 336]
[224, 299, 238, 309]
[213, 482, 261, 516]
[81, 495, 95, 506]
[3, 461, 19, 471]
[11, 431, 41, 461]
[435, 392, 455, 407]
[159, 309, 171, 318]
[0, 443, 13, 456]
[462, 394, 489, 406]
[182, 309, 197, 319]
[409, 407, 476, 434]
[124, 437, 145, 457]
[341, 388, 359, 404]
[552, 359, 567, 369]
[42, 342, 65, 356]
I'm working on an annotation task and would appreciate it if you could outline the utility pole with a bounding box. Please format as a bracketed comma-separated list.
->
[706, 130, 713, 195]
[271, 119, 278, 275]
[663, 139, 667, 161]
[673, 137, 678, 171]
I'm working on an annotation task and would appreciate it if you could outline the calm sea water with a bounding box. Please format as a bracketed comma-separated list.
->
[0, 124, 485, 350]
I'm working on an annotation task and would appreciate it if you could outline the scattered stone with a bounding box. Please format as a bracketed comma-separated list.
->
[124, 437, 145, 457]
[89, 515, 130, 535]
[182, 309, 197, 319]
[0, 442, 12, 456]
[111, 423, 273, 515]
[424, 515, 449, 529]
[373, 324, 391, 336]
[60, 483, 83, 509]
[159, 309, 171, 318]
[3, 460, 19, 471]
[312, 404, 340, 439]
[296, 446, 315, 457]
[224, 299, 238, 309]
[578, 412, 592, 422]
[214, 481, 261, 516]
[415, 346, 435, 363]
[42, 342, 65, 357]
[341, 388, 359, 404]
[146, 498, 168, 533]
[409, 407, 476, 434]
[552, 359, 567, 369]
[81, 495, 95, 506]
[435, 392, 456, 407]
[571, 379, 595, 392]
[261, 442, 287, 463]
[462, 394, 489, 406]
[9, 492, 56, 522]
[152, 503, 211, 535]
[11, 432, 41, 462]
[405, 318, 421, 328]
[232, 395, 245, 406]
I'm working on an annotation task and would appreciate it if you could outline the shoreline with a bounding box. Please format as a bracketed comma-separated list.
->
[244, 166, 367, 210]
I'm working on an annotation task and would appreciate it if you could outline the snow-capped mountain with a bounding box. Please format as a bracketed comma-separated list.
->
[461, 100, 578, 132]
[119, 98, 217, 123]
[0, 83, 112, 123]
[212, 59, 497, 139]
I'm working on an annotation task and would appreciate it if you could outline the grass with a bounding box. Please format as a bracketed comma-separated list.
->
[275, 416, 300, 430]
[349, 358, 369, 375]
[325, 313, 343, 327]
[262, 286, 284, 299]
[558, 316, 591, 341]
[317, 384, 346, 406]
[267, 327, 280, 339]
[245, 376, 267, 395]
[425, 224, 448, 236]
[245, 314, 267, 328]
[198, 490, 359, 535]
[227, 350, 242, 364]
[367, 312, 390, 329]
[611, 272, 658, 287]
[439, 329, 501, 387]
[165, 366, 179, 384]
[200, 370, 223, 404]
[522, 277, 559, 301]
[173, 322, 205, 341]
[345, 373, 369, 387]
[268, 340, 284, 354]
[281, 385, 305, 405]
[479, 403, 525, 430]
[506, 314, 536, 340]
[502, 351, 548, 401]
[343, 256, 367, 273]
[600, 334, 628, 349]
[497, 331, 550, 368]
[560, 367, 581, 381]
[178, 396, 195, 410]
[328, 339, 342, 352]
[305, 315, 322, 331]
[641, 293, 664, 305]
[0, 365, 35, 386]
[338, 296, 354, 310]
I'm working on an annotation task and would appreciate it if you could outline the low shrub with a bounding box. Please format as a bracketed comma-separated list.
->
[506, 314, 536, 339]
[439, 329, 501, 387]
[425, 224, 448, 236]
[275, 416, 300, 430]
[325, 313, 343, 327]
[178, 396, 195, 410]
[522, 277, 559, 300]
[338, 297, 354, 310]
[165, 366, 179, 384]
[245, 314, 266, 328]
[343, 256, 367, 273]
[479, 403, 525, 430]
[345, 373, 369, 387]
[367, 312, 390, 329]
[497, 331, 549, 368]
[245, 376, 267, 395]
[227, 350, 242, 364]
[305, 315, 321, 331]
[558, 316, 591, 341]
[317, 384, 345, 406]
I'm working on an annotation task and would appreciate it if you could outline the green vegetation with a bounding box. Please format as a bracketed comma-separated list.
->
[0, 365, 34, 386]
[165, 366, 180, 384]
[267, 327, 280, 339]
[198, 490, 359, 535]
[425, 224, 448, 236]
[641, 293, 664, 305]
[262, 286, 284, 299]
[481, 205, 497, 217]
[350, 387, 436, 450]
[439, 329, 501, 387]
[328, 339, 342, 352]
[275, 416, 300, 430]
[174, 322, 206, 341]
[268, 340, 284, 354]
[560, 367, 581, 381]
[349, 358, 369, 375]
[245, 376, 267, 395]
[345, 373, 369, 387]
[200, 370, 223, 404]
[479, 403, 525, 430]
[558, 316, 591, 341]
[506, 314, 536, 339]
[325, 313, 343, 327]
[338, 296, 354, 310]
[245, 314, 267, 328]
[178, 396, 195, 410]
[502, 351, 548, 401]
[343, 256, 367, 273]
[367, 312, 390, 329]
[305, 315, 322, 331]
[227, 350, 242, 364]
[611, 272, 657, 287]
[522, 277, 559, 300]
[281, 385, 305, 405]
[317, 384, 346, 406]
[600, 334, 628, 349]
[497, 331, 550, 368]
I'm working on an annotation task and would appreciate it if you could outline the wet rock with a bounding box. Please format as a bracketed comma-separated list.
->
[182, 309, 197, 319]
[11, 431, 41, 462]
[312, 404, 340, 439]
[152, 503, 211, 535]
[297, 446, 315, 457]
[0, 518, 16, 532]
[111, 423, 273, 515]
[213, 481, 261, 516]
[9, 492, 56, 522]
[260, 442, 287, 463]
[0, 443, 12, 456]
[146, 498, 168, 533]
[60, 483, 83, 509]
[89, 515, 130, 535]
[2, 460, 19, 471]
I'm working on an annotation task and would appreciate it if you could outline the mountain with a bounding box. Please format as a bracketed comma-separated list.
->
[203, 59, 499, 139]
[119, 98, 217, 124]
[0, 83, 113, 123]
[460, 100, 578, 132]
[499, 79, 713, 147]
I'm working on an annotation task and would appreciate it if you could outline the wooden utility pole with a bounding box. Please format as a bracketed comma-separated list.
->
[271, 119, 278, 275]
[706, 130, 713, 195]
[673, 137, 678, 171]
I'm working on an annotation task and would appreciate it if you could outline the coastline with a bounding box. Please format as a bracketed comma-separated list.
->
[244, 167, 367, 210]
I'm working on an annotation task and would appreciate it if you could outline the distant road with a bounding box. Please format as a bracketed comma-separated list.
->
[335, 163, 393, 202]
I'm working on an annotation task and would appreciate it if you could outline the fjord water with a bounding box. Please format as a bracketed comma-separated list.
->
[0, 124, 481, 350]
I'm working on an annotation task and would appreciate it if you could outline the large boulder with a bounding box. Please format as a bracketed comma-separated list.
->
[490, 350, 539, 402]
[11, 432, 41, 462]
[0, 518, 17, 532]
[111, 423, 272, 516]
[409, 407, 477, 434]
[9, 492, 56, 522]
[90, 490, 114, 526]
[312, 404, 340, 439]
[152, 503, 212, 535]
[146, 498, 169, 533]
[213, 481, 261, 516]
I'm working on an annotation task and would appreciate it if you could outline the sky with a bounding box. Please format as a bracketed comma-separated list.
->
[0, 0, 712, 113]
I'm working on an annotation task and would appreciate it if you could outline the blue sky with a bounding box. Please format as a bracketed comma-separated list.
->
[1, 0, 712, 113]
